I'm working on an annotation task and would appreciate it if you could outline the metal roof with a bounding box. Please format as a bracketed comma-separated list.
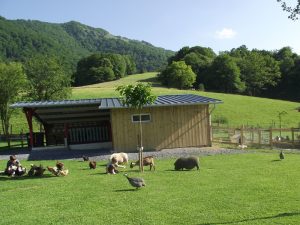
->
[100, 94, 222, 109]
[10, 94, 222, 109]
[11, 99, 103, 108]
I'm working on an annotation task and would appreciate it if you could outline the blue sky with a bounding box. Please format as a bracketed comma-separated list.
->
[1, 0, 300, 54]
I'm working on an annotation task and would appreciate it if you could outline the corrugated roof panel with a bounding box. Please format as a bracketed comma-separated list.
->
[10, 94, 222, 109]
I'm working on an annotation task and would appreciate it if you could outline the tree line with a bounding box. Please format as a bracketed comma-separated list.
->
[158, 45, 300, 101]
[74, 53, 136, 86]
[0, 56, 71, 146]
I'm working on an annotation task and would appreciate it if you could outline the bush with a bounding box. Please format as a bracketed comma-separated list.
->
[212, 116, 228, 125]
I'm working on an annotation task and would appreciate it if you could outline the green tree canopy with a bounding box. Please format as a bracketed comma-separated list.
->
[0, 62, 27, 145]
[24, 56, 71, 101]
[116, 83, 156, 109]
[75, 53, 136, 86]
[205, 54, 245, 93]
[277, 0, 300, 20]
[158, 61, 196, 89]
[238, 52, 281, 96]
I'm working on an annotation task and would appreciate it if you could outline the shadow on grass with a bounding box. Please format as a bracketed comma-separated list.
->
[0, 174, 58, 181]
[271, 159, 282, 162]
[89, 172, 109, 176]
[114, 188, 138, 192]
[164, 169, 199, 172]
[80, 168, 93, 170]
[198, 212, 300, 225]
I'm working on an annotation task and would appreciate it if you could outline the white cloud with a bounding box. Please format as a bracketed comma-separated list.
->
[215, 28, 237, 39]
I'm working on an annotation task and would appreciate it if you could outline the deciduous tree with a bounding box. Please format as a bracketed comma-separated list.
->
[0, 62, 27, 146]
[277, 0, 300, 20]
[158, 61, 196, 89]
[238, 52, 281, 96]
[205, 54, 245, 93]
[24, 56, 71, 101]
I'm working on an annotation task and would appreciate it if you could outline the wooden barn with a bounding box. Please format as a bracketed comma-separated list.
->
[11, 94, 222, 152]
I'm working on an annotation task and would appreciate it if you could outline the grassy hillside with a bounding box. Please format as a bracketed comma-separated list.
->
[72, 72, 300, 128]
[3, 72, 300, 135]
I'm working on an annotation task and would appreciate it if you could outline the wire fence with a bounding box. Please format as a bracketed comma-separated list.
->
[212, 125, 300, 149]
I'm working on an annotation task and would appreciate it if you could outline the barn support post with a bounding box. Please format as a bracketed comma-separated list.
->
[207, 104, 215, 147]
[64, 123, 69, 150]
[208, 112, 212, 147]
[21, 129, 24, 148]
[269, 128, 273, 149]
[24, 108, 34, 150]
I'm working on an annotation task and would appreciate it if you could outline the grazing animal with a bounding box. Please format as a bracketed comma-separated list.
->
[34, 165, 46, 176]
[59, 169, 69, 176]
[279, 150, 285, 160]
[56, 162, 64, 171]
[28, 164, 36, 176]
[174, 156, 200, 171]
[47, 166, 69, 176]
[106, 163, 119, 174]
[124, 173, 146, 189]
[47, 163, 69, 176]
[106, 157, 119, 174]
[28, 164, 45, 176]
[82, 155, 89, 161]
[130, 156, 155, 171]
[89, 161, 97, 169]
[109, 152, 128, 168]
[47, 166, 59, 176]
[5, 165, 18, 176]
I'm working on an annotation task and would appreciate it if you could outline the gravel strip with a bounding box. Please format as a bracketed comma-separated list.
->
[0, 147, 246, 161]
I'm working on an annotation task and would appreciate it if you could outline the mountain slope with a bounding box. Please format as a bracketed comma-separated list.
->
[0, 16, 173, 73]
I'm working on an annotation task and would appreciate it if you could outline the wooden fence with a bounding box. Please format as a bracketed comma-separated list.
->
[212, 126, 300, 149]
[0, 132, 27, 148]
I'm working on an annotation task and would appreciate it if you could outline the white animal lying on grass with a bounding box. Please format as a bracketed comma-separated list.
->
[109, 152, 128, 168]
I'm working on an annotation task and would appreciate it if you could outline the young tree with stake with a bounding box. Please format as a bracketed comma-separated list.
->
[116, 83, 156, 172]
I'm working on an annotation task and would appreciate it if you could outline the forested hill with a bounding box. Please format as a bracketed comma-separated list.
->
[0, 16, 174, 73]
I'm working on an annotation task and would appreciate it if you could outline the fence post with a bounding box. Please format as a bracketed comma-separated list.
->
[258, 129, 261, 147]
[269, 128, 273, 149]
[291, 128, 295, 147]
[240, 125, 244, 146]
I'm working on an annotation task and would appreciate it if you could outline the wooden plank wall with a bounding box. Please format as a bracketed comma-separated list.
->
[111, 105, 210, 152]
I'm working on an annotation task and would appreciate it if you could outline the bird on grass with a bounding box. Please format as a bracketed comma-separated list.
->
[279, 150, 285, 160]
[124, 173, 146, 190]
[89, 161, 97, 169]
[82, 155, 89, 161]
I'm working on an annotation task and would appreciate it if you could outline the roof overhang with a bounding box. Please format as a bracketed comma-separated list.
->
[10, 94, 223, 124]
[98, 94, 223, 109]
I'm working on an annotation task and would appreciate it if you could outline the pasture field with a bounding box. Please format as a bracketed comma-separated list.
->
[0, 152, 300, 225]
[2, 72, 300, 136]
[72, 72, 300, 128]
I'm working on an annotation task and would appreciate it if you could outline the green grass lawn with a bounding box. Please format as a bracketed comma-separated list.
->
[1, 152, 300, 225]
